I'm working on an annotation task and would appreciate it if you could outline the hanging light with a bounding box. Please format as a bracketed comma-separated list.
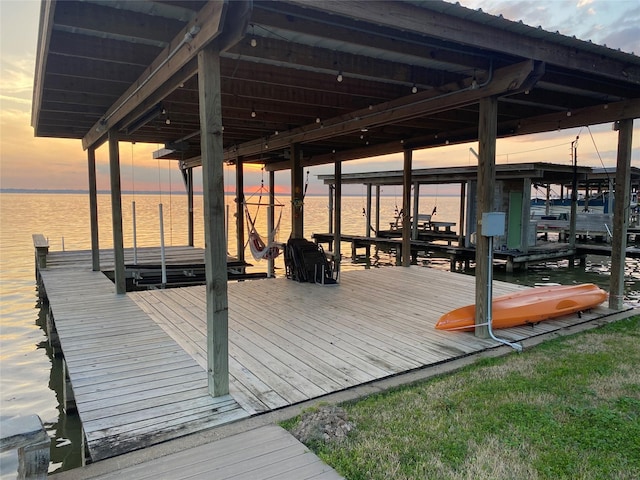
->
[251, 108, 256, 118]
[250, 24, 257, 47]
[337, 71, 343, 82]
[316, 117, 321, 124]
[165, 118, 171, 125]
[411, 84, 418, 94]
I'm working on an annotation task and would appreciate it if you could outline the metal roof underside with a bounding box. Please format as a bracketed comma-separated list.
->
[32, 0, 640, 172]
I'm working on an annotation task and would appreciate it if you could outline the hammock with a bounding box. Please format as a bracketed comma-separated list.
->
[244, 201, 283, 261]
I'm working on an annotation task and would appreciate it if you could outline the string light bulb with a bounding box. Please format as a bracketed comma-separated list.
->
[411, 84, 418, 94]
[337, 71, 343, 82]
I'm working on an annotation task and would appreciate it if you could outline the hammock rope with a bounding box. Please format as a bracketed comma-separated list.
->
[243, 177, 284, 261]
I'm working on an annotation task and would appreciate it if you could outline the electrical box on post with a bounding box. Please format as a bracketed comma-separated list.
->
[481, 212, 505, 237]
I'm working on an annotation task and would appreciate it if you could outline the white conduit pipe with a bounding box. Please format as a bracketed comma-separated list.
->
[487, 234, 523, 352]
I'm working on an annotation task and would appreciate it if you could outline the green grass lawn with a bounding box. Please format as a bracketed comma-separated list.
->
[284, 316, 640, 479]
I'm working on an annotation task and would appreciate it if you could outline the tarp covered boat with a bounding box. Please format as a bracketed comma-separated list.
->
[436, 283, 607, 331]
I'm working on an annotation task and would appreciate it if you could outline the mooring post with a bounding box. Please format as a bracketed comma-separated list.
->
[0, 415, 50, 480]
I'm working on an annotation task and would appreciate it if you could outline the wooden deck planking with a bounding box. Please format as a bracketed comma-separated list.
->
[38, 245, 615, 470]
[130, 266, 614, 417]
[87, 425, 343, 480]
[38, 255, 249, 462]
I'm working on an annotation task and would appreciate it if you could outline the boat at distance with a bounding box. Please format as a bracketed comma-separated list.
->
[436, 283, 607, 331]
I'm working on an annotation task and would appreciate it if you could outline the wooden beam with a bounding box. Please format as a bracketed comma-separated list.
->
[266, 98, 640, 172]
[83, 1, 227, 149]
[236, 157, 245, 263]
[231, 61, 537, 161]
[253, 3, 489, 73]
[290, 0, 640, 84]
[506, 98, 640, 137]
[402, 149, 412, 267]
[475, 96, 498, 338]
[108, 131, 126, 294]
[198, 45, 229, 397]
[227, 35, 461, 88]
[268, 170, 276, 277]
[291, 144, 304, 238]
[31, 0, 56, 135]
[610, 119, 634, 310]
[334, 158, 342, 275]
[87, 147, 100, 271]
[187, 167, 194, 247]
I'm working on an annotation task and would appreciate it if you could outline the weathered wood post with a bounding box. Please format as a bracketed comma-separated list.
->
[87, 147, 100, 271]
[108, 131, 126, 294]
[0, 415, 50, 480]
[365, 183, 372, 237]
[268, 169, 276, 277]
[609, 119, 633, 310]
[375, 185, 381, 235]
[235, 156, 245, 263]
[402, 148, 412, 266]
[458, 182, 466, 247]
[198, 44, 229, 397]
[475, 96, 498, 338]
[291, 143, 304, 239]
[334, 158, 342, 276]
[187, 167, 194, 247]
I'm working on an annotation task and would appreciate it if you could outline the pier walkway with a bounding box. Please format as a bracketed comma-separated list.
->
[54, 425, 343, 479]
[38, 249, 249, 461]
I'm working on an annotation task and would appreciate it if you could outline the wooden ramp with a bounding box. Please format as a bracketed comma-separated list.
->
[130, 266, 614, 415]
[38, 261, 249, 462]
[70, 425, 343, 480]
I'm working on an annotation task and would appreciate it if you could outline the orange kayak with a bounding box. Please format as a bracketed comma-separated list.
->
[436, 283, 607, 331]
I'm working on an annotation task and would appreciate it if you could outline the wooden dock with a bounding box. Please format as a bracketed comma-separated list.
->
[37, 244, 622, 468]
[37, 248, 249, 462]
[56, 425, 343, 480]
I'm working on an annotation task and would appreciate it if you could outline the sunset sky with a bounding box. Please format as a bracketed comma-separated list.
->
[1, 0, 638, 195]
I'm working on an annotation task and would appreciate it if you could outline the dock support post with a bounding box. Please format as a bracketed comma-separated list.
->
[62, 359, 76, 413]
[108, 131, 126, 294]
[0, 415, 50, 480]
[375, 185, 381, 235]
[291, 144, 304, 239]
[198, 45, 229, 397]
[475, 96, 498, 338]
[610, 119, 633, 310]
[334, 158, 342, 276]
[268, 170, 275, 277]
[187, 167, 194, 247]
[402, 148, 412, 267]
[87, 147, 100, 271]
[458, 182, 466, 246]
[235, 156, 245, 263]
[365, 183, 372, 237]
[412, 182, 420, 240]
[521, 177, 532, 253]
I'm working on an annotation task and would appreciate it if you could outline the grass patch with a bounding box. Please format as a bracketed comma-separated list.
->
[284, 316, 640, 479]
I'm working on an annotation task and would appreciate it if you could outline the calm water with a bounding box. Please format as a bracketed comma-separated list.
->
[1, 192, 638, 476]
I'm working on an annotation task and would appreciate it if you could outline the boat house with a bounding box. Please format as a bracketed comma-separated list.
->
[28, 0, 639, 466]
